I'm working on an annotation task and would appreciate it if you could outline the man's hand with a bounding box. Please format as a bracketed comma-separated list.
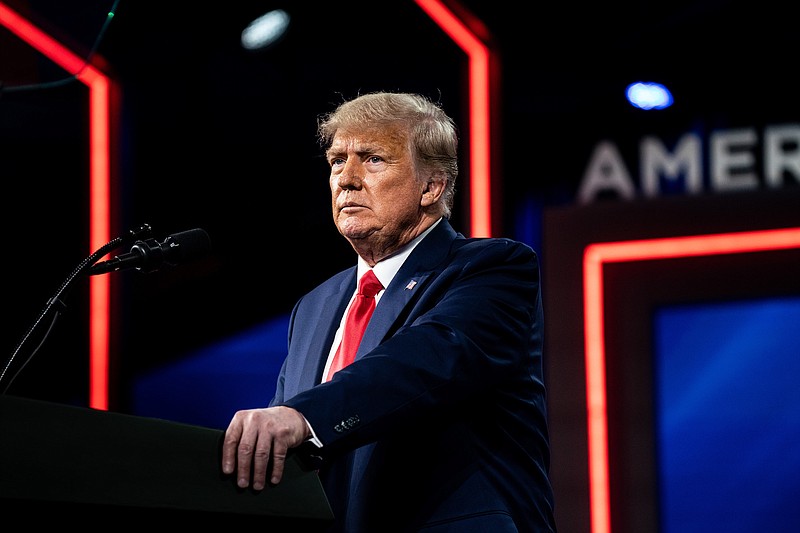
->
[221, 405, 310, 490]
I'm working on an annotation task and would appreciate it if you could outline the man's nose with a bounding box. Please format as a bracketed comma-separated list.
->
[337, 162, 363, 189]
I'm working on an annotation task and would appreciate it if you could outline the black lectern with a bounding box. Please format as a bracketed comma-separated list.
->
[0, 394, 334, 526]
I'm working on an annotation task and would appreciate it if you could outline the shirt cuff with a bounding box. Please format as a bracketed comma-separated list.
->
[304, 416, 323, 448]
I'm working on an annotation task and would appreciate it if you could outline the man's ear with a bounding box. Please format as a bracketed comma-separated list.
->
[421, 176, 446, 207]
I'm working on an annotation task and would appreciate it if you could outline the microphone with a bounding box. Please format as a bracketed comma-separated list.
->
[88, 228, 211, 275]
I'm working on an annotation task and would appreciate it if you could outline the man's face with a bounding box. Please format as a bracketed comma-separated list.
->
[327, 126, 429, 255]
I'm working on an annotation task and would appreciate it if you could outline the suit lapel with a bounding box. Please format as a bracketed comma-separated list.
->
[298, 270, 357, 390]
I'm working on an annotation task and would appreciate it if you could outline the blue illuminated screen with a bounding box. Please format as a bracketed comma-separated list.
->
[653, 296, 800, 533]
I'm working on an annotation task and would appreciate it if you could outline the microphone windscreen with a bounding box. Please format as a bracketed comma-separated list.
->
[166, 228, 212, 263]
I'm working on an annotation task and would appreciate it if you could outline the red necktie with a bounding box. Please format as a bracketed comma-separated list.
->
[324, 270, 383, 382]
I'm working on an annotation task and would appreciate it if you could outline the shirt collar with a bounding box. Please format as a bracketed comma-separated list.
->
[356, 217, 442, 289]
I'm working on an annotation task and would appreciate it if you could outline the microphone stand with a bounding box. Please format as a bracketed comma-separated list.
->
[0, 224, 153, 395]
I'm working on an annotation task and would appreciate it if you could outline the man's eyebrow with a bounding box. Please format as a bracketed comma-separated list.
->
[327, 144, 381, 158]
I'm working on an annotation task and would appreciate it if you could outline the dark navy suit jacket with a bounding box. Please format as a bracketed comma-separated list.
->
[271, 219, 556, 532]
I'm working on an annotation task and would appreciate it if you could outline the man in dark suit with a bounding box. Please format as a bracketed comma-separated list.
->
[221, 91, 556, 532]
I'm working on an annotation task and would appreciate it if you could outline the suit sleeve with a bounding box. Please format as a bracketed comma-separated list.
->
[281, 238, 543, 456]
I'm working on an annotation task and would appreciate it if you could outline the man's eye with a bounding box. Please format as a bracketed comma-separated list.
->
[368, 156, 382, 164]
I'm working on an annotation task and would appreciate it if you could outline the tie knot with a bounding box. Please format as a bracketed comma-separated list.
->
[358, 270, 383, 298]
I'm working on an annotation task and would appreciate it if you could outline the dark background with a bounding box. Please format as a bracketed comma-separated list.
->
[3, 0, 795, 404]
[2, 1, 799, 531]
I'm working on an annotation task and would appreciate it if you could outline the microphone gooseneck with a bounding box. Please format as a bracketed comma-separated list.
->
[1, 225, 210, 395]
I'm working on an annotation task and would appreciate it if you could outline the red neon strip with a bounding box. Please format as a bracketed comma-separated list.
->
[89, 75, 111, 410]
[414, 0, 493, 237]
[583, 226, 800, 533]
[582, 247, 610, 533]
[0, 2, 112, 410]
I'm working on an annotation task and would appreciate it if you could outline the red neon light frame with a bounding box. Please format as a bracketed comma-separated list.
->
[582, 226, 800, 533]
[414, 0, 495, 237]
[0, 0, 492, 410]
[0, 2, 113, 410]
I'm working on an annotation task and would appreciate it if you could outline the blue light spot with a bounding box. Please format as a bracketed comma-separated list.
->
[626, 81, 674, 110]
[241, 9, 290, 50]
